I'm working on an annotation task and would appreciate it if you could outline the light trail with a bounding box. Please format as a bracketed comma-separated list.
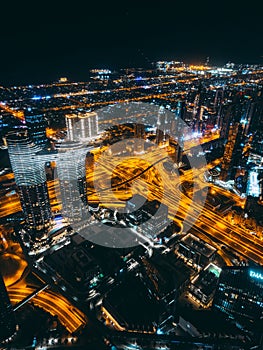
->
[93, 151, 263, 264]
[9, 287, 87, 333]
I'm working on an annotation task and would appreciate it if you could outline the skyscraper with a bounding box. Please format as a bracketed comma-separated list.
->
[192, 84, 205, 133]
[134, 122, 145, 153]
[55, 140, 89, 223]
[7, 131, 52, 242]
[134, 122, 144, 139]
[175, 99, 186, 122]
[0, 273, 16, 344]
[221, 122, 244, 180]
[156, 107, 166, 145]
[170, 102, 185, 164]
[65, 111, 98, 142]
[219, 104, 232, 140]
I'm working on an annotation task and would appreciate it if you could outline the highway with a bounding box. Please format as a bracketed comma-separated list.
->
[1, 139, 262, 264]
[8, 286, 87, 333]
[91, 147, 263, 265]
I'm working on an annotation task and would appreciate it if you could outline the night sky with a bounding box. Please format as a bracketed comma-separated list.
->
[0, 0, 262, 86]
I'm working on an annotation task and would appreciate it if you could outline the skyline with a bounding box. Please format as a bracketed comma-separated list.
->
[1, 2, 263, 348]
[0, 59, 263, 349]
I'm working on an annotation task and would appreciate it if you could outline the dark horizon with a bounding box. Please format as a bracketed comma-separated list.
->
[0, 0, 262, 87]
[1, 51, 262, 88]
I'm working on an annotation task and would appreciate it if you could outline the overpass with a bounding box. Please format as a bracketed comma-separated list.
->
[13, 284, 49, 311]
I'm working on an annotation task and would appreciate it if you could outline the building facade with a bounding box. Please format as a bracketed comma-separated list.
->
[55, 141, 89, 223]
[7, 131, 52, 241]
[65, 112, 98, 142]
[24, 109, 48, 147]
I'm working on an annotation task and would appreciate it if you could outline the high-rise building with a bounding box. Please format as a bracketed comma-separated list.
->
[134, 122, 144, 139]
[0, 273, 17, 344]
[191, 84, 205, 133]
[214, 88, 224, 113]
[213, 266, 263, 331]
[24, 109, 48, 147]
[170, 102, 185, 164]
[241, 89, 263, 137]
[221, 122, 244, 180]
[55, 141, 89, 223]
[156, 127, 165, 145]
[7, 131, 52, 241]
[175, 99, 186, 122]
[65, 112, 98, 142]
[156, 107, 166, 145]
[134, 122, 145, 153]
[219, 104, 232, 140]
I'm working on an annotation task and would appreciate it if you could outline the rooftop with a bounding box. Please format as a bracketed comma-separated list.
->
[102, 274, 160, 332]
[181, 233, 217, 258]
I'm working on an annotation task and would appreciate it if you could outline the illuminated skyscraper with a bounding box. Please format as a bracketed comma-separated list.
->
[134, 122, 145, 153]
[219, 104, 232, 139]
[175, 99, 186, 122]
[156, 107, 166, 145]
[170, 102, 185, 164]
[192, 93, 200, 122]
[221, 122, 244, 180]
[233, 89, 263, 135]
[192, 84, 205, 133]
[0, 273, 16, 344]
[55, 141, 89, 223]
[65, 112, 98, 142]
[214, 88, 224, 111]
[7, 131, 52, 241]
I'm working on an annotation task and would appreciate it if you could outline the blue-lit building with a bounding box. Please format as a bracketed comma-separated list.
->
[7, 131, 52, 242]
[213, 266, 263, 331]
[24, 109, 48, 147]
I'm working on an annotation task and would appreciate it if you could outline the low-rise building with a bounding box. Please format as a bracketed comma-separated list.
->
[176, 233, 217, 267]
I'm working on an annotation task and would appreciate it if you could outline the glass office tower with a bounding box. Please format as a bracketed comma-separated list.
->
[213, 266, 263, 330]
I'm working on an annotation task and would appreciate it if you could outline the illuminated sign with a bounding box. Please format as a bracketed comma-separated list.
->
[250, 270, 263, 281]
